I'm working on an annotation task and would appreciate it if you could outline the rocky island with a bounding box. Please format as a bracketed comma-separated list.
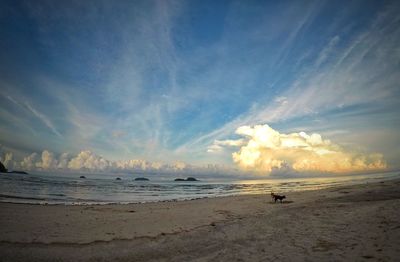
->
[135, 177, 149, 181]
[174, 177, 199, 182]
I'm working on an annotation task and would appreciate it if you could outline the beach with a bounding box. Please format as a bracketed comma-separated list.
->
[0, 178, 399, 261]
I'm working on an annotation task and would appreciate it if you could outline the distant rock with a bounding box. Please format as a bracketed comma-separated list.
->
[135, 177, 149, 181]
[174, 177, 199, 182]
[8, 170, 28, 174]
[116, 177, 122, 180]
[0, 161, 7, 173]
[80, 175, 86, 179]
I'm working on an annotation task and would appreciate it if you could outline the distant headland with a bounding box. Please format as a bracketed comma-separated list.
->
[0, 161, 28, 174]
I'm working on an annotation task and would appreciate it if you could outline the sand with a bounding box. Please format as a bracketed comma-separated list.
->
[0, 179, 399, 261]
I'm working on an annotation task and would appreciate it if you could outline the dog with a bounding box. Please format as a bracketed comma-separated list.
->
[271, 192, 286, 203]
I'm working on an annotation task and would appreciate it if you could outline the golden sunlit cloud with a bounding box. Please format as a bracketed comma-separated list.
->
[213, 124, 387, 174]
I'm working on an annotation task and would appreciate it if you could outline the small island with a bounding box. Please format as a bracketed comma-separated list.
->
[116, 177, 122, 180]
[135, 177, 149, 181]
[174, 177, 199, 182]
[79, 175, 86, 179]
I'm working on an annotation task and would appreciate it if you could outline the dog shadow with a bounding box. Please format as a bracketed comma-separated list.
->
[268, 200, 294, 204]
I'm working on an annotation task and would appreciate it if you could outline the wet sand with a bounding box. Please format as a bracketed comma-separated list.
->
[0, 178, 399, 261]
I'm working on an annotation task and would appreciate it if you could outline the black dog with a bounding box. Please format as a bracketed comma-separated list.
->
[271, 193, 286, 203]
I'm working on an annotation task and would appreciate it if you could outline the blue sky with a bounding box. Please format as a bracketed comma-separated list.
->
[0, 0, 399, 175]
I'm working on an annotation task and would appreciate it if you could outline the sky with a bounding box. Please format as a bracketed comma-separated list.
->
[0, 0, 399, 177]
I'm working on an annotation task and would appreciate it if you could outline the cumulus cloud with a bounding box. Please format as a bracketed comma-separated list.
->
[218, 124, 386, 174]
[2, 152, 14, 169]
[20, 153, 38, 170]
[68, 150, 111, 171]
[173, 161, 187, 170]
[4, 134, 385, 177]
[114, 159, 156, 171]
[0, 149, 242, 178]
[36, 150, 58, 169]
[57, 153, 70, 169]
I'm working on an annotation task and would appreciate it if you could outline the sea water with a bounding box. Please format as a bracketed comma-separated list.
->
[0, 171, 399, 205]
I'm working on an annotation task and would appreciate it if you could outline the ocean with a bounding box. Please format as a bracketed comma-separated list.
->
[0, 171, 399, 205]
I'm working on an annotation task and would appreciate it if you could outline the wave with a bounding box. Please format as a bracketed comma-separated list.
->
[0, 171, 399, 205]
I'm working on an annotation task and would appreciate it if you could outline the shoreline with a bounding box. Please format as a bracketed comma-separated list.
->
[1, 172, 399, 206]
[1, 178, 400, 261]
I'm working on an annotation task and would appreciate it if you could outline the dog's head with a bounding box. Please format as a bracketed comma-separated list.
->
[282, 195, 286, 199]
[271, 192, 275, 196]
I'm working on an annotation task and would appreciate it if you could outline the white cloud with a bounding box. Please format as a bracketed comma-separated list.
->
[68, 150, 111, 171]
[0, 149, 245, 178]
[176, 6, 400, 159]
[274, 96, 288, 106]
[207, 139, 245, 153]
[207, 144, 223, 153]
[20, 153, 38, 170]
[24, 102, 62, 138]
[218, 124, 387, 174]
[2, 152, 14, 169]
[215, 139, 245, 147]
[57, 153, 70, 169]
[173, 161, 187, 170]
[36, 150, 58, 169]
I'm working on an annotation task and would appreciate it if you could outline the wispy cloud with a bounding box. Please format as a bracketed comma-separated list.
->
[23, 102, 62, 138]
[177, 3, 400, 159]
[0, 1, 399, 171]
[4, 94, 62, 138]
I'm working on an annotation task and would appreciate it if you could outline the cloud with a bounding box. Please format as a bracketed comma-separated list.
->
[68, 150, 111, 171]
[176, 4, 400, 160]
[274, 96, 288, 106]
[57, 153, 70, 169]
[2, 152, 14, 169]
[24, 102, 62, 138]
[1, 1, 398, 171]
[207, 144, 223, 153]
[207, 139, 245, 153]
[36, 150, 58, 169]
[0, 149, 246, 179]
[217, 124, 387, 174]
[115, 159, 152, 171]
[20, 153, 38, 170]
